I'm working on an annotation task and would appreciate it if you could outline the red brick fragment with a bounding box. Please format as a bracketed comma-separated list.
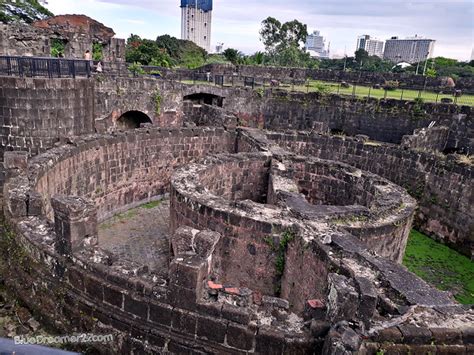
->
[207, 281, 223, 290]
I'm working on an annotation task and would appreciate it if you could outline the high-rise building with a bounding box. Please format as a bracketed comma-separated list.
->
[356, 35, 384, 58]
[383, 36, 435, 64]
[305, 30, 329, 58]
[180, 0, 212, 52]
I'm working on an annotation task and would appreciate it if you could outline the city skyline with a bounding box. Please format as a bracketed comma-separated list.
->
[44, 0, 473, 61]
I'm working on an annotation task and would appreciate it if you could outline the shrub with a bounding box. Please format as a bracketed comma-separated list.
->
[383, 80, 399, 91]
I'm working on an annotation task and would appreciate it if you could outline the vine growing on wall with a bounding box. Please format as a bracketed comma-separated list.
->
[153, 90, 162, 115]
[265, 229, 295, 295]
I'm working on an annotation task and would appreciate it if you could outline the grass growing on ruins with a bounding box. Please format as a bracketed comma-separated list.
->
[99, 200, 163, 229]
[140, 200, 162, 209]
[403, 229, 474, 304]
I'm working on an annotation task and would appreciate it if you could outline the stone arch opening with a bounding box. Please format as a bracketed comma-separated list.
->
[117, 110, 152, 129]
[183, 93, 223, 107]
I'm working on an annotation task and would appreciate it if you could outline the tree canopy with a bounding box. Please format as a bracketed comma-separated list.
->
[0, 0, 52, 24]
[259, 16, 308, 67]
[125, 34, 207, 69]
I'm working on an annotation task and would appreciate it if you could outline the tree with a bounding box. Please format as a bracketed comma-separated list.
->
[279, 20, 308, 48]
[155, 35, 206, 68]
[223, 48, 242, 65]
[0, 0, 52, 24]
[354, 49, 369, 65]
[259, 17, 282, 53]
[259, 17, 309, 67]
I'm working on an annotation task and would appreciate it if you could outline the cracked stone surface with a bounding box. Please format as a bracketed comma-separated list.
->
[98, 200, 170, 277]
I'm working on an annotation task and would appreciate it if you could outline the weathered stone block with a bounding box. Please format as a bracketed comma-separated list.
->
[171, 309, 197, 334]
[227, 323, 255, 350]
[196, 315, 227, 343]
[51, 195, 98, 255]
[222, 303, 251, 325]
[149, 302, 173, 326]
[170, 226, 199, 256]
[169, 255, 208, 291]
[375, 327, 403, 343]
[398, 325, 432, 345]
[194, 230, 220, 258]
[4, 151, 28, 171]
[355, 276, 377, 327]
[27, 191, 43, 216]
[103, 285, 124, 309]
[327, 273, 358, 323]
[124, 295, 148, 320]
[255, 327, 285, 354]
[461, 327, 474, 345]
[262, 295, 290, 310]
[430, 327, 462, 345]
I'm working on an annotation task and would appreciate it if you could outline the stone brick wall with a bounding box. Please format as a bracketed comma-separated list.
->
[30, 127, 235, 221]
[0, 22, 125, 62]
[183, 102, 238, 127]
[401, 125, 449, 152]
[2, 128, 471, 354]
[170, 153, 287, 296]
[0, 24, 51, 57]
[0, 76, 95, 158]
[275, 156, 416, 263]
[264, 130, 474, 257]
[258, 91, 472, 152]
[94, 76, 184, 130]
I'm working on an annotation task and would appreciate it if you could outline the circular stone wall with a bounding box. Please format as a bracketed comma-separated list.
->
[170, 151, 417, 302]
[271, 156, 417, 263]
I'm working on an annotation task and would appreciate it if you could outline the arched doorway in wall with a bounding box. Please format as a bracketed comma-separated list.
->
[116, 111, 152, 129]
[183, 93, 224, 107]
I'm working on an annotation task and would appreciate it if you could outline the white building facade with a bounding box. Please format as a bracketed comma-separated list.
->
[356, 35, 384, 58]
[181, 0, 212, 52]
[383, 36, 435, 64]
[305, 30, 329, 58]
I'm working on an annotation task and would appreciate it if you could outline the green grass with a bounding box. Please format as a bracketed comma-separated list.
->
[140, 200, 162, 209]
[99, 200, 162, 229]
[403, 230, 474, 304]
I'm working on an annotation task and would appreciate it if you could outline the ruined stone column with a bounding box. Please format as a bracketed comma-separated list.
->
[51, 195, 98, 256]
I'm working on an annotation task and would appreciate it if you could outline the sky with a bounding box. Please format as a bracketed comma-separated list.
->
[45, 0, 473, 60]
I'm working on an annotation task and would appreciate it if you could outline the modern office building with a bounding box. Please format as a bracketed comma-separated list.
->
[180, 0, 212, 52]
[383, 36, 435, 64]
[356, 35, 384, 58]
[305, 30, 330, 58]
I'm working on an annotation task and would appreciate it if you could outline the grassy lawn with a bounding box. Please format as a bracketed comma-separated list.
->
[179, 78, 474, 106]
[403, 229, 474, 304]
[289, 80, 474, 106]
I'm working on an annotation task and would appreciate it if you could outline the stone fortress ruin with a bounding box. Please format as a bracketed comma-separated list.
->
[0, 15, 473, 355]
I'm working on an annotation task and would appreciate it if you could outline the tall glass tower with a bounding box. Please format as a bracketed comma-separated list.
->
[180, 0, 212, 52]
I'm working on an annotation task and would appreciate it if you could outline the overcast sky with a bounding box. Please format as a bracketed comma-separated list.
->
[45, 0, 473, 60]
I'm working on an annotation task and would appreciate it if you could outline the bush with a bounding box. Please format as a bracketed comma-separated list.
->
[128, 62, 145, 76]
[92, 42, 103, 61]
[383, 80, 399, 91]
[50, 38, 65, 58]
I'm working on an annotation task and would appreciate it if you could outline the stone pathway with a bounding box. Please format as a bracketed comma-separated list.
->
[98, 199, 171, 278]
